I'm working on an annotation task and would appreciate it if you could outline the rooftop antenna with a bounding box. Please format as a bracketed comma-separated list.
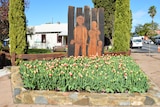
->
[52, 17, 53, 24]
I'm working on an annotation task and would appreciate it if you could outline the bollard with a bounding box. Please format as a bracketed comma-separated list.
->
[158, 45, 160, 52]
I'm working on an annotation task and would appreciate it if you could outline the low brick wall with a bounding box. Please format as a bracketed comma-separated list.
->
[11, 66, 160, 106]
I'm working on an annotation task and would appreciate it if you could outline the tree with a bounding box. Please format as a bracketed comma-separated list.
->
[113, 0, 131, 52]
[135, 22, 158, 37]
[27, 27, 34, 36]
[0, 17, 9, 41]
[148, 6, 156, 36]
[92, 0, 116, 39]
[9, 0, 27, 54]
[0, 0, 9, 41]
[147, 6, 156, 56]
[0, 0, 29, 42]
[135, 23, 150, 36]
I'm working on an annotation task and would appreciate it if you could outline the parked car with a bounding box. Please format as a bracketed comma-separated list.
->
[143, 39, 154, 44]
[130, 36, 143, 48]
[151, 35, 160, 44]
[155, 39, 160, 45]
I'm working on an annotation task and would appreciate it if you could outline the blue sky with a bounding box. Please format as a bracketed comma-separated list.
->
[25, 0, 160, 32]
[130, 0, 160, 31]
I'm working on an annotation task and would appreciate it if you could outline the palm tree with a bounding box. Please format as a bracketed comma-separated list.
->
[148, 6, 157, 34]
[148, 6, 156, 55]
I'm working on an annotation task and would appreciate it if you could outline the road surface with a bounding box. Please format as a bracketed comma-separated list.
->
[131, 43, 159, 53]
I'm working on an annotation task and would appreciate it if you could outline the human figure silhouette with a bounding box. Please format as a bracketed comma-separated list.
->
[88, 21, 102, 56]
[97, 40, 102, 56]
[70, 16, 88, 57]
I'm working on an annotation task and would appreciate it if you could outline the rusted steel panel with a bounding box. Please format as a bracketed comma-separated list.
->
[99, 8, 105, 54]
[92, 8, 97, 22]
[68, 6, 75, 56]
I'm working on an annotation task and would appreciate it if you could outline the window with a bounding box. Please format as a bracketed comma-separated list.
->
[41, 34, 46, 43]
[57, 35, 62, 43]
[133, 39, 142, 42]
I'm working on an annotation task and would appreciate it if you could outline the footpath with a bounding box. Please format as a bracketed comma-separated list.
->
[131, 53, 160, 89]
[0, 53, 160, 107]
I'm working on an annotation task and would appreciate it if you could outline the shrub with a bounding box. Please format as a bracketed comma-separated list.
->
[19, 55, 149, 93]
[9, 0, 27, 54]
[27, 49, 51, 54]
[0, 42, 3, 51]
[113, 0, 131, 52]
[2, 46, 9, 52]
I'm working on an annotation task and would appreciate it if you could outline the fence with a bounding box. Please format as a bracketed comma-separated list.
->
[0, 51, 67, 67]
[0, 50, 130, 68]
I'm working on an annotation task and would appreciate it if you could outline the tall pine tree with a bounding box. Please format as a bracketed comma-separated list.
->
[9, 0, 27, 54]
[113, 0, 131, 52]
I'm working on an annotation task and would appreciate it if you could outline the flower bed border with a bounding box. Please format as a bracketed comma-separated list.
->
[104, 50, 131, 56]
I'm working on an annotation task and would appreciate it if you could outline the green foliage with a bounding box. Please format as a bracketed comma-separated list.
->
[148, 6, 156, 19]
[19, 55, 149, 93]
[0, 1, 9, 42]
[113, 0, 131, 52]
[2, 46, 9, 52]
[134, 6, 157, 37]
[0, 41, 3, 50]
[92, 0, 116, 38]
[135, 23, 158, 37]
[0, 0, 29, 43]
[27, 49, 51, 54]
[148, 6, 157, 37]
[9, 0, 27, 54]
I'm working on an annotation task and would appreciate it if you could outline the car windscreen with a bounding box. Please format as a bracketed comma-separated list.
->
[133, 39, 142, 42]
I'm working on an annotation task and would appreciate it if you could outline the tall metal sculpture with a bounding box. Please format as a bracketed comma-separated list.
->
[68, 6, 104, 57]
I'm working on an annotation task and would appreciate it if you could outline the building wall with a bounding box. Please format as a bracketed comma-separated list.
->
[27, 33, 62, 49]
[155, 30, 160, 35]
[27, 23, 68, 49]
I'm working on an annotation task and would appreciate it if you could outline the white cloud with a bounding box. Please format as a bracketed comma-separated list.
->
[132, 10, 148, 32]
[133, 10, 147, 19]
[132, 10, 148, 25]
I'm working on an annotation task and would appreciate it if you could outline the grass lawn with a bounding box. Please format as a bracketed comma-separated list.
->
[27, 49, 66, 54]
[27, 49, 52, 54]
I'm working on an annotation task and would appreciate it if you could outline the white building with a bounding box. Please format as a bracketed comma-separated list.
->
[27, 23, 68, 49]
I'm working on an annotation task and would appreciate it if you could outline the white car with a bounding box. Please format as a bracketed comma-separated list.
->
[130, 37, 143, 48]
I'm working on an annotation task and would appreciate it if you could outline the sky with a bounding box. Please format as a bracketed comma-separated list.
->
[25, 0, 160, 32]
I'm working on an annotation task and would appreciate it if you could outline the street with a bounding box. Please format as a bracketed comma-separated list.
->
[131, 43, 160, 53]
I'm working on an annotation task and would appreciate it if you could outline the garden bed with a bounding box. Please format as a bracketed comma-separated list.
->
[9, 54, 160, 106]
[11, 66, 160, 106]
[19, 55, 148, 93]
